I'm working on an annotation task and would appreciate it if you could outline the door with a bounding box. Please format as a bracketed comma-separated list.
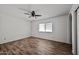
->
[77, 7, 79, 54]
[71, 10, 77, 55]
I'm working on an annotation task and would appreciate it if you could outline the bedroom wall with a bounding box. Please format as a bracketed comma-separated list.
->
[0, 13, 70, 44]
[0, 13, 31, 44]
[32, 15, 70, 44]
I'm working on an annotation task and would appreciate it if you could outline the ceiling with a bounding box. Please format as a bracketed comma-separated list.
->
[0, 4, 72, 21]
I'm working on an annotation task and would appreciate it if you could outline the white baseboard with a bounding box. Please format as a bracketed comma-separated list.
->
[0, 35, 31, 44]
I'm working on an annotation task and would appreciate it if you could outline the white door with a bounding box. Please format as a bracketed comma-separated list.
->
[71, 11, 77, 55]
[77, 8, 79, 54]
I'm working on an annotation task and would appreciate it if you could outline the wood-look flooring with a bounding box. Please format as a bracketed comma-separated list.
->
[0, 37, 72, 55]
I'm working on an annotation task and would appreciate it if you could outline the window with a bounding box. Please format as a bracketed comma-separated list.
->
[46, 23, 52, 32]
[39, 24, 45, 32]
[39, 23, 52, 32]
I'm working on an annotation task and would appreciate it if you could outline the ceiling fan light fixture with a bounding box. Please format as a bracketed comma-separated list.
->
[19, 8, 42, 19]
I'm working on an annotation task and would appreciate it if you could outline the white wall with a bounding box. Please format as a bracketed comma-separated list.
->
[0, 14, 70, 44]
[0, 13, 31, 44]
[32, 15, 70, 44]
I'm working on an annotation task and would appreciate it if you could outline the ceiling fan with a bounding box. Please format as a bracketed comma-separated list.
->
[19, 8, 42, 19]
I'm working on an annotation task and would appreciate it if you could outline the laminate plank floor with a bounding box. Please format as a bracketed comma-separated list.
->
[0, 37, 72, 55]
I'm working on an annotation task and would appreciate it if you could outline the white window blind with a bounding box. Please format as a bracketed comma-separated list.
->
[39, 23, 52, 32]
[39, 24, 45, 32]
[46, 23, 52, 32]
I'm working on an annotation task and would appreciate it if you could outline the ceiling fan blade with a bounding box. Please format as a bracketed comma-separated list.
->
[19, 8, 31, 13]
[35, 15, 42, 16]
[24, 13, 30, 15]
